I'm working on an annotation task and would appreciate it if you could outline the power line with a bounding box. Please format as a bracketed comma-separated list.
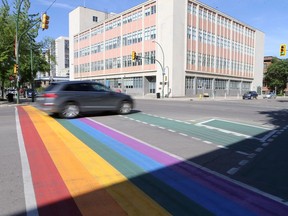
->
[45, 0, 57, 13]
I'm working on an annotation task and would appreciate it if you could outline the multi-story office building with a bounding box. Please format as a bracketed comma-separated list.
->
[35, 37, 69, 87]
[69, 0, 264, 98]
[55, 36, 70, 77]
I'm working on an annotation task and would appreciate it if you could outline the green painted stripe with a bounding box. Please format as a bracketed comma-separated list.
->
[128, 113, 243, 146]
[202, 120, 269, 137]
[58, 119, 213, 216]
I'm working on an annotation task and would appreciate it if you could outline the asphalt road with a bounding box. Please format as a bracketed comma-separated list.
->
[92, 98, 288, 201]
[0, 97, 288, 215]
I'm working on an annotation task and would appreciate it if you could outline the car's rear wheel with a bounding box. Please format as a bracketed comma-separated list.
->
[118, 101, 132, 114]
[60, 102, 80, 118]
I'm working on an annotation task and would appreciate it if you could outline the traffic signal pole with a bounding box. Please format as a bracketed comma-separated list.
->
[131, 49, 168, 98]
[153, 41, 166, 98]
[15, 0, 24, 104]
[15, 3, 48, 104]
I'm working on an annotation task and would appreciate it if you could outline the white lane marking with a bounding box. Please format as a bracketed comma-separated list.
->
[227, 167, 239, 175]
[123, 116, 251, 151]
[248, 153, 256, 158]
[261, 130, 277, 142]
[15, 108, 39, 216]
[195, 118, 216, 125]
[196, 120, 253, 139]
[120, 115, 288, 205]
[196, 118, 278, 141]
[200, 118, 272, 130]
[255, 148, 263, 152]
[236, 151, 250, 156]
[217, 145, 228, 149]
[179, 133, 188, 137]
[239, 160, 249, 166]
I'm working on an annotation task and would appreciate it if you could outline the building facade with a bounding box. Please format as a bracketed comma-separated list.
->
[55, 36, 70, 77]
[69, 0, 265, 98]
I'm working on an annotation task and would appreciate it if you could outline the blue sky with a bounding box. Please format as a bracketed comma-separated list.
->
[4, 0, 288, 57]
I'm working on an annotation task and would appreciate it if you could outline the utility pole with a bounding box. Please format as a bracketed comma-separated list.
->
[15, 0, 24, 104]
[14, 1, 50, 103]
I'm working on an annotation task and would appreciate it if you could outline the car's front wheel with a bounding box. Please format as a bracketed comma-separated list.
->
[118, 101, 132, 114]
[60, 102, 80, 118]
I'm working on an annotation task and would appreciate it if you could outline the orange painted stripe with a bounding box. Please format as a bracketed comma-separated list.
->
[17, 106, 82, 216]
[23, 106, 127, 215]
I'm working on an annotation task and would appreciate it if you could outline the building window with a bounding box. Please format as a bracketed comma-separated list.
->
[144, 51, 155, 65]
[186, 77, 194, 89]
[93, 16, 98, 22]
[144, 26, 156, 41]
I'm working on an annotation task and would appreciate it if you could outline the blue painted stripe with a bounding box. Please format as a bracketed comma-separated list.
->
[69, 119, 255, 216]
[58, 119, 212, 215]
[81, 118, 288, 215]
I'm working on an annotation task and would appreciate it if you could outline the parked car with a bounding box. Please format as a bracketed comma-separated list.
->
[26, 89, 37, 98]
[263, 92, 277, 99]
[6, 88, 17, 96]
[242, 91, 258, 99]
[37, 80, 134, 118]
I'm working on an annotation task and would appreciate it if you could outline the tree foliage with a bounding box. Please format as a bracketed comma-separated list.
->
[265, 58, 288, 94]
[0, 1, 14, 97]
[0, 0, 51, 99]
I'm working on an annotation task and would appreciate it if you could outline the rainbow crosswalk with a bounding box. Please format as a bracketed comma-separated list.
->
[17, 106, 288, 215]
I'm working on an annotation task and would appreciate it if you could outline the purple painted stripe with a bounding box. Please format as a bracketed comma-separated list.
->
[81, 118, 288, 215]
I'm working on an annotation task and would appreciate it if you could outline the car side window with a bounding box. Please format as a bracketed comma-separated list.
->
[80, 83, 94, 91]
[63, 83, 94, 91]
[63, 84, 81, 91]
[92, 83, 109, 92]
[45, 83, 58, 91]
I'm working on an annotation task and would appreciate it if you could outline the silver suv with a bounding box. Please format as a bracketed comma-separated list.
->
[37, 81, 134, 118]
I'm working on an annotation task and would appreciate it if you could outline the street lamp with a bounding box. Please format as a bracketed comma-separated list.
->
[152, 40, 166, 98]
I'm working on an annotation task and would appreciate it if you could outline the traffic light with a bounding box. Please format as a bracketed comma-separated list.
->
[132, 51, 137, 60]
[41, 13, 50, 30]
[280, 44, 286, 56]
[14, 64, 18, 75]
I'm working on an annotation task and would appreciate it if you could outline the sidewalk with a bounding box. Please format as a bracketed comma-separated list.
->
[0, 95, 252, 106]
[0, 97, 34, 107]
[133, 95, 243, 101]
[2, 94, 284, 107]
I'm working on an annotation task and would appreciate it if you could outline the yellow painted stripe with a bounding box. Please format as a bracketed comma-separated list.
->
[24, 106, 170, 216]
[23, 106, 126, 215]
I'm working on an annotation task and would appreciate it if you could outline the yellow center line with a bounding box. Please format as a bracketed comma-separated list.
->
[24, 106, 170, 216]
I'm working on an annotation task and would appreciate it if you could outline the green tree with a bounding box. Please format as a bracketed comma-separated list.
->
[0, 0, 51, 99]
[265, 58, 288, 94]
[40, 36, 56, 77]
[0, 1, 14, 99]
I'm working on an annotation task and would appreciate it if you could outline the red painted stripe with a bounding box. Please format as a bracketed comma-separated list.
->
[17, 107, 82, 216]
